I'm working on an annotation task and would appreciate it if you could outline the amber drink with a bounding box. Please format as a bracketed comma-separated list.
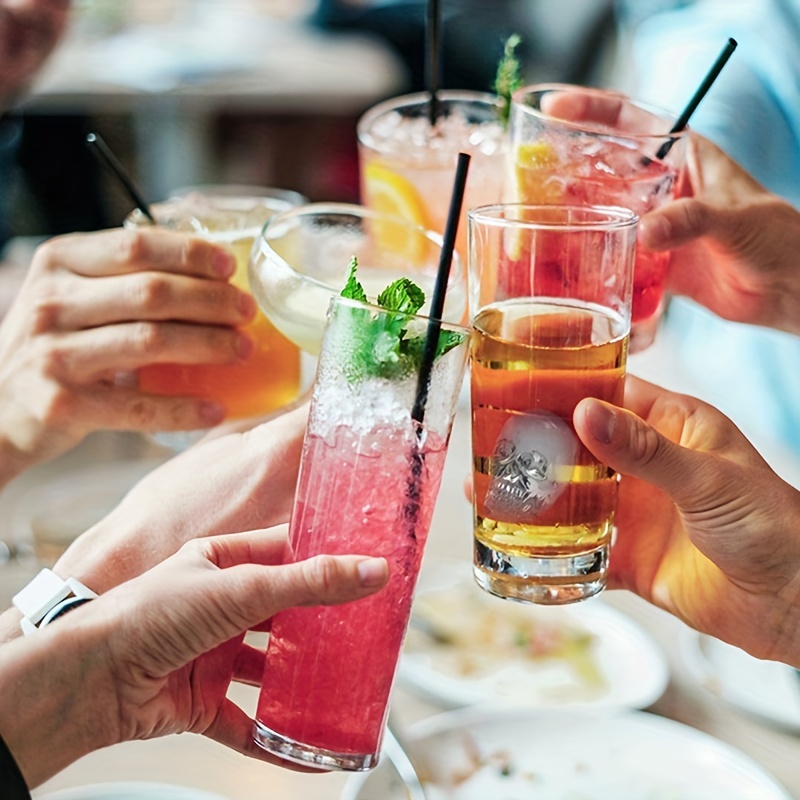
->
[469, 205, 637, 604]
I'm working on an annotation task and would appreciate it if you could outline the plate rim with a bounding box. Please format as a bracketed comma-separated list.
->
[36, 781, 230, 800]
[399, 582, 669, 711]
[343, 707, 792, 800]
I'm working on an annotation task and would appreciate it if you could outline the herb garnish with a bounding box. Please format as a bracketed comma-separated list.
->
[339, 256, 465, 381]
[494, 33, 523, 128]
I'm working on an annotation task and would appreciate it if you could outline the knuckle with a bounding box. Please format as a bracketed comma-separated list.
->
[28, 294, 64, 333]
[180, 236, 210, 271]
[303, 555, 342, 601]
[134, 274, 174, 312]
[126, 396, 159, 427]
[116, 230, 149, 265]
[629, 421, 666, 469]
[132, 321, 169, 356]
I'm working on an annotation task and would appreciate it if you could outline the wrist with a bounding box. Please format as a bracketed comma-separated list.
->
[0, 611, 115, 788]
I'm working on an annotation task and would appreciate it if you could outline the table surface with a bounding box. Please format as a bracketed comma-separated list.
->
[0, 328, 798, 800]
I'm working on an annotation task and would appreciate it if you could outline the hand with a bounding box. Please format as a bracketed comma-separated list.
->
[0, 526, 389, 788]
[0, 228, 256, 485]
[574, 377, 800, 666]
[640, 133, 800, 335]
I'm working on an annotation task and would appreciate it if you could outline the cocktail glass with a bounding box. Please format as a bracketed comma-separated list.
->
[469, 204, 637, 605]
[248, 202, 466, 355]
[357, 90, 507, 266]
[253, 294, 469, 770]
[125, 188, 304, 441]
[507, 84, 686, 352]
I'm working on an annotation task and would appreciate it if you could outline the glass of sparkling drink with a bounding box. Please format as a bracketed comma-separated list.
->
[248, 203, 466, 355]
[253, 294, 469, 770]
[357, 90, 507, 266]
[469, 204, 637, 605]
[507, 84, 686, 352]
[125, 188, 304, 435]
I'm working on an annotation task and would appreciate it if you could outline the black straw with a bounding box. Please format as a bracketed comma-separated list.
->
[410, 152, 471, 425]
[85, 132, 156, 223]
[425, 0, 442, 126]
[654, 37, 737, 160]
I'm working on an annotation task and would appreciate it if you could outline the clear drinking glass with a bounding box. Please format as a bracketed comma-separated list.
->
[253, 294, 469, 771]
[508, 84, 686, 352]
[248, 203, 466, 355]
[469, 204, 637, 605]
[357, 90, 507, 265]
[125, 187, 304, 437]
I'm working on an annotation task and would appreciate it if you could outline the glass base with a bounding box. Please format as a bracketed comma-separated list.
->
[253, 720, 379, 772]
[473, 539, 608, 605]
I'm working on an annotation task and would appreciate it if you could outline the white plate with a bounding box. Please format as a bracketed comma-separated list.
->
[344, 708, 791, 800]
[37, 782, 229, 800]
[681, 629, 800, 733]
[399, 568, 668, 711]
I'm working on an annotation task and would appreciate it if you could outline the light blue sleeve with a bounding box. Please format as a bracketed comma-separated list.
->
[620, 0, 800, 458]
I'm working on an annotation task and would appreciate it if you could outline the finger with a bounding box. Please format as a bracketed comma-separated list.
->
[45, 322, 253, 380]
[49, 385, 226, 432]
[573, 397, 721, 507]
[37, 228, 236, 280]
[233, 642, 265, 686]
[639, 198, 716, 251]
[195, 526, 292, 571]
[205, 701, 326, 773]
[540, 89, 624, 126]
[49, 272, 256, 331]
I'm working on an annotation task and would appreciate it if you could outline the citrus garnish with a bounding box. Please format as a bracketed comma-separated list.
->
[517, 141, 558, 170]
[363, 162, 429, 228]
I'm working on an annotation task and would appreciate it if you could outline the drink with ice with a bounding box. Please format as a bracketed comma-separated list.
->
[127, 191, 301, 420]
[358, 91, 506, 264]
[508, 85, 686, 351]
[468, 205, 637, 605]
[253, 292, 469, 770]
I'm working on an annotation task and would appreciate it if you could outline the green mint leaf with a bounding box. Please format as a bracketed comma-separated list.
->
[494, 34, 523, 128]
[377, 277, 425, 315]
[341, 255, 367, 302]
[338, 258, 466, 382]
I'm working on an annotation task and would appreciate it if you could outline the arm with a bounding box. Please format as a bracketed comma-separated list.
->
[0, 228, 255, 488]
[0, 403, 308, 643]
[574, 376, 800, 665]
[0, 526, 388, 789]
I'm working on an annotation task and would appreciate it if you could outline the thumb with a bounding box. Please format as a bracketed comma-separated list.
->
[574, 397, 710, 505]
[640, 198, 716, 251]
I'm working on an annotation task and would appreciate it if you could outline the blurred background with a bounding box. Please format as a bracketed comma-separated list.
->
[3, 0, 618, 244]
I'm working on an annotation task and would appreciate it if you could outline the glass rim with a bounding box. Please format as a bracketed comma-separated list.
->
[256, 201, 462, 297]
[468, 203, 639, 232]
[357, 89, 502, 141]
[329, 293, 471, 335]
[511, 82, 687, 142]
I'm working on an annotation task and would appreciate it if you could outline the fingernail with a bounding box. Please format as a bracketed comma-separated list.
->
[238, 291, 257, 317]
[585, 400, 617, 445]
[236, 332, 254, 360]
[213, 249, 235, 277]
[199, 401, 225, 425]
[357, 558, 388, 588]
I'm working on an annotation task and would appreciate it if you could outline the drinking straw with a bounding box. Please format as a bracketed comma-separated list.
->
[653, 37, 737, 160]
[425, 0, 442, 126]
[410, 151, 471, 425]
[85, 132, 157, 223]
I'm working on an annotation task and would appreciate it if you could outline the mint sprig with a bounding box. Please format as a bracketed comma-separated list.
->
[338, 257, 465, 381]
[494, 33, 523, 128]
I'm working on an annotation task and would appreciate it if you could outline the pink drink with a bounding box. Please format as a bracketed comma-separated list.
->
[255, 424, 447, 763]
[253, 293, 468, 770]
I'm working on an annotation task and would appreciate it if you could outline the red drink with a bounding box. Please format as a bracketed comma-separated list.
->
[255, 424, 447, 767]
[508, 85, 686, 352]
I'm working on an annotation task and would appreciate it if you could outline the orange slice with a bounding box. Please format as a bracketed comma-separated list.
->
[514, 141, 564, 206]
[362, 162, 430, 262]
